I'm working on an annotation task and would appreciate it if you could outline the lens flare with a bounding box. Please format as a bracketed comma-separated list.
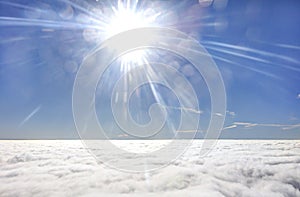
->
[103, 2, 158, 64]
[106, 9, 146, 37]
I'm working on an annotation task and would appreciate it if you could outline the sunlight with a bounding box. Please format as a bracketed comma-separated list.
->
[103, 3, 157, 64]
[106, 8, 147, 37]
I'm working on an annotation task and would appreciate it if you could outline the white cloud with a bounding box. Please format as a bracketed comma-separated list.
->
[282, 124, 300, 130]
[223, 125, 237, 130]
[297, 94, 300, 99]
[224, 122, 300, 131]
[234, 122, 258, 128]
[215, 113, 224, 117]
[0, 140, 299, 196]
[157, 103, 203, 114]
[226, 110, 236, 116]
[117, 134, 128, 138]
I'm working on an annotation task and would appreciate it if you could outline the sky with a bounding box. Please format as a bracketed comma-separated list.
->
[0, 0, 299, 139]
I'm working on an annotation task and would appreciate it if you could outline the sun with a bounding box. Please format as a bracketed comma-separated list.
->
[106, 9, 145, 37]
[103, 3, 158, 64]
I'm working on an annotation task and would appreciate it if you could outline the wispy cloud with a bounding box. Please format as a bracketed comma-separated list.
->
[223, 121, 300, 131]
[281, 124, 300, 130]
[234, 122, 258, 128]
[226, 110, 236, 117]
[177, 129, 204, 133]
[157, 103, 203, 114]
[19, 105, 42, 127]
[215, 113, 224, 117]
[223, 125, 237, 130]
[117, 134, 129, 138]
[297, 94, 300, 99]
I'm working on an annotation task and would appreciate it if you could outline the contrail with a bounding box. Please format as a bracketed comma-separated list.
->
[19, 105, 42, 127]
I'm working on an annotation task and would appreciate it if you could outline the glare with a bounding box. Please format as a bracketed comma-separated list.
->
[104, 4, 157, 64]
[104, 29, 156, 65]
[106, 9, 147, 37]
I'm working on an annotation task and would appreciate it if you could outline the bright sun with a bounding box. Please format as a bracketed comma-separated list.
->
[104, 4, 157, 64]
[106, 9, 146, 37]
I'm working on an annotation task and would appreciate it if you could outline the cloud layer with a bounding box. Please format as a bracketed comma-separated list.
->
[0, 140, 299, 196]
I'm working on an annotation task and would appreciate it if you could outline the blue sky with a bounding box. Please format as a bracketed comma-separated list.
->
[0, 0, 299, 139]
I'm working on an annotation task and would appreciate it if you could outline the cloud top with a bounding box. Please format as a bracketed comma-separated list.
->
[0, 140, 299, 196]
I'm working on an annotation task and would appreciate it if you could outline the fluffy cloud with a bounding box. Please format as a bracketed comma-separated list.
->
[0, 140, 299, 196]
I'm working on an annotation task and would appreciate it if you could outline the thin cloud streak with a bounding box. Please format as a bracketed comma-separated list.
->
[157, 103, 203, 114]
[223, 121, 300, 131]
[223, 125, 237, 130]
[19, 105, 42, 128]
